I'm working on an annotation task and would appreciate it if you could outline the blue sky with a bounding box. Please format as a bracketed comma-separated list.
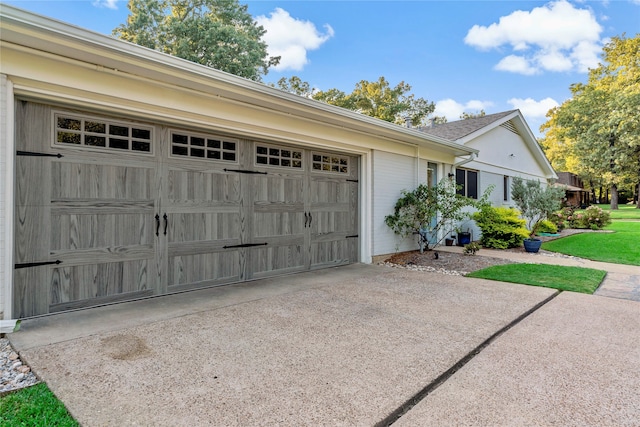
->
[4, 0, 639, 135]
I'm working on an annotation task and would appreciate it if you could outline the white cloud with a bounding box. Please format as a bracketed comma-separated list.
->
[507, 97, 559, 118]
[92, 0, 118, 10]
[255, 8, 334, 72]
[495, 55, 538, 75]
[434, 99, 494, 121]
[465, 0, 603, 74]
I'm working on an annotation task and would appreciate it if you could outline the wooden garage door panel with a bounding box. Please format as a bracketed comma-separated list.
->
[249, 172, 306, 278]
[50, 260, 152, 306]
[310, 239, 357, 268]
[309, 165, 359, 269]
[167, 169, 240, 201]
[51, 162, 154, 200]
[168, 251, 241, 290]
[165, 167, 244, 289]
[249, 243, 306, 279]
[14, 102, 159, 317]
[51, 213, 153, 250]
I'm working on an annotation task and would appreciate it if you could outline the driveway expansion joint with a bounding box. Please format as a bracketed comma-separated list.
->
[375, 290, 562, 427]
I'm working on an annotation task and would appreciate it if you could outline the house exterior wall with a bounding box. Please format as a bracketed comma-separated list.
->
[371, 150, 454, 258]
[457, 125, 555, 242]
[464, 125, 552, 182]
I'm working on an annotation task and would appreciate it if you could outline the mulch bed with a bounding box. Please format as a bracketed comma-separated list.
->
[383, 228, 606, 275]
[384, 250, 514, 275]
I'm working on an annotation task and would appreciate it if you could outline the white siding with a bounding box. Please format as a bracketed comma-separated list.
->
[465, 125, 552, 181]
[372, 150, 429, 256]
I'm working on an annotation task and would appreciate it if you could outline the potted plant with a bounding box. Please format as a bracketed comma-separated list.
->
[456, 229, 472, 246]
[511, 178, 565, 253]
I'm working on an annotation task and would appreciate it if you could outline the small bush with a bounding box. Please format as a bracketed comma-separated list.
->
[463, 242, 480, 255]
[536, 219, 558, 234]
[568, 205, 611, 229]
[473, 206, 530, 249]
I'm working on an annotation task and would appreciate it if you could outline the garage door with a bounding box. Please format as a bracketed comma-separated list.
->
[13, 102, 359, 317]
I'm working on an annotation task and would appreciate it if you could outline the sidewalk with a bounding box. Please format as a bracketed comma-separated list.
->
[437, 245, 640, 301]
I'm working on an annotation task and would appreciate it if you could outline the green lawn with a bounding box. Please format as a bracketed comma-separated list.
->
[0, 383, 78, 427]
[467, 264, 606, 294]
[542, 221, 640, 266]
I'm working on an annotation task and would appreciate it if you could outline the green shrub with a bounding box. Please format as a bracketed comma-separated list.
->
[536, 219, 558, 234]
[569, 205, 611, 230]
[549, 207, 573, 231]
[473, 206, 530, 249]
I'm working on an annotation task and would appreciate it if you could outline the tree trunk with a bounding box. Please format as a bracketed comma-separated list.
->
[610, 184, 619, 210]
[636, 182, 640, 209]
[598, 186, 603, 204]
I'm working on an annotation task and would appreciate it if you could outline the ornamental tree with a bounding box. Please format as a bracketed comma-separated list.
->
[511, 177, 565, 238]
[384, 178, 491, 251]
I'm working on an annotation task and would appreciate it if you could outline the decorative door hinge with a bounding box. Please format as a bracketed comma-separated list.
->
[15, 260, 62, 269]
[223, 243, 268, 249]
[17, 150, 63, 158]
[223, 169, 267, 175]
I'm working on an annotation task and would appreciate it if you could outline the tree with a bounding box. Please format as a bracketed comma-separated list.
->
[313, 77, 435, 126]
[113, 0, 280, 81]
[511, 178, 565, 238]
[384, 178, 491, 251]
[460, 110, 486, 120]
[540, 35, 640, 209]
[273, 76, 314, 98]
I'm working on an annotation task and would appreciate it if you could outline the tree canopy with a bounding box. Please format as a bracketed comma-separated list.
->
[460, 110, 486, 120]
[276, 76, 435, 126]
[540, 34, 640, 208]
[113, 0, 280, 81]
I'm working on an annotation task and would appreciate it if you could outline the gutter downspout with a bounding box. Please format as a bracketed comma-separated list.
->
[450, 152, 477, 175]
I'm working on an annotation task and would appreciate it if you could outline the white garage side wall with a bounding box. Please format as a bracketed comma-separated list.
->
[0, 74, 15, 321]
[372, 150, 425, 258]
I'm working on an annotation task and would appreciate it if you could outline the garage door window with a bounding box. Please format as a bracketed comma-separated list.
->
[171, 131, 237, 162]
[55, 113, 152, 153]
[256, 144, 303, 168]
[312, 153, 349, 174]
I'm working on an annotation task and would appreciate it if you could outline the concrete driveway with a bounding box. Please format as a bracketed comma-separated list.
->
[9, 264, 640, 426]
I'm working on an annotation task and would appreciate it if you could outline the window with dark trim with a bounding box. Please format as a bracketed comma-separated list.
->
[256, 144, 303, 169]
[312, 152, 349, 174]
[55, 113, 153, 153]
[455, 169, 478, 199]
[171, 131, 237, 162]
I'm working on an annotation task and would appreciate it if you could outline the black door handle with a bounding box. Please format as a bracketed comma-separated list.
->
[163, 213, 168, 235]
[304, 212, 309, 228]
[155, 214, 160, 236]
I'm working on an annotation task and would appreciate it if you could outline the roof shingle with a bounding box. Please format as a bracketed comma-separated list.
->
[418, 110, 517, 141]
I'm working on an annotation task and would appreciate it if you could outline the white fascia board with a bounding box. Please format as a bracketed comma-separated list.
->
[0, 4, 475, 158]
